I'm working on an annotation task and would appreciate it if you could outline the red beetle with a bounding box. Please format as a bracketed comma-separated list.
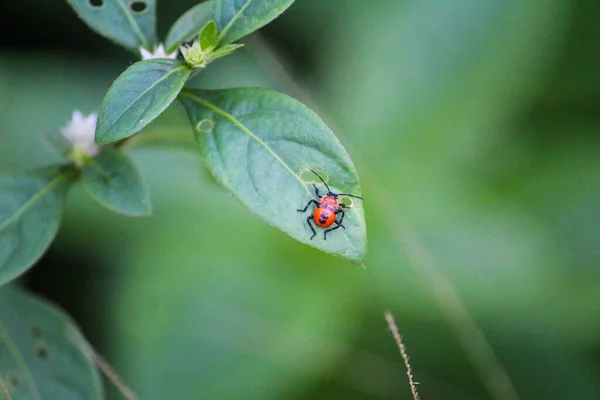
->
[297, 169, 363, 240]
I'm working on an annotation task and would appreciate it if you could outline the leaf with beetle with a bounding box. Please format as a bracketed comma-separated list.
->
[179, 87, 367, 263]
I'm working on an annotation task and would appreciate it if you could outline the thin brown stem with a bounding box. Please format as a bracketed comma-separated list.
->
[384, 311, 420, 400]
[80, 340, 139, 400]
[0, 377, 12, 400]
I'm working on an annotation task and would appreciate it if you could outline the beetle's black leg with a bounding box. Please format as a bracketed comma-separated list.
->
[335, 210, 346, 229]
[297, 199, 318, 213]
[324, 224, 342, 240]
[312, 184, 320, 198]
[306, 215, 317, 240]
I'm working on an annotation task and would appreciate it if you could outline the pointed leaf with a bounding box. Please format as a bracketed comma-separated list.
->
[208, 43, 244, 62]
[82, 149, 151, 217]
[0, 285, 104, 399]
[164, 0, 215, 53]
[0, 167, 73, 286]
[179, 88, 367, 263]
[67, 0, 157, 52]
[199, 20, 218, 50]
[214, 0, 295, 45]
[95, 59, 192, 145]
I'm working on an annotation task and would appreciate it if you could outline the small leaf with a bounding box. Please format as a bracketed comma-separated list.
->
[0, 285, 104, 399]
[214, 0, 296, 45]
[95, 59, 192, 145]
[179, 88, 367, 263]
[67, 0, 157, 52]
[208, 43, 244, 62]
[199, 20, 218, 50]
[81, 149, 151, 217]
[0, 167, 73, 286]
[164, 0, 215, 53]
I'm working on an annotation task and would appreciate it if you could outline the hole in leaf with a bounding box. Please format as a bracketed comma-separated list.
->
[30, 326, 43, 339]
[130, 1, 147, 12]
[36, 346, 49, 360]
[89, 0, 103, 7]
[340, 196, 354, 208]
[300, 168, 329, 184]
[196, 119, 214, 132]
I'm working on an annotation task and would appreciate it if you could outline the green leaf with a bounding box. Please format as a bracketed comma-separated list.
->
[214, 0, 296, 45]
[95, 59, 192, 145]
[67, 0, 157, 52]
[0, 285, 104, 399]
[0, 167, 73, 286]
[164, 0, 215, 53]
[200, 20, 218, 50]
[179, 88, 367, 263]
[82, 149, 151, 217]
[208, 43, 244, 61]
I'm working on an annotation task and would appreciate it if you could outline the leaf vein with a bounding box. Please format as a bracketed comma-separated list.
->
[180, 91, 311, 197]
[0, 171, 70, 233]
[217, 0, 254, 42]
[115, 0, 149, 49]
[100, 63, 188, 139]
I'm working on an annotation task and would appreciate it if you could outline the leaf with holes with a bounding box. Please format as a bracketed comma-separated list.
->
[67, 0, 157, 52]
[164, 0, 215, 53]
[213, 0, 296, 45]
[179, 88, 367, 263]
[0, 167, 74, 287]
[82, 149, 151, 216]
[95, 59, 192, 145]
[0, 285, 104, 399]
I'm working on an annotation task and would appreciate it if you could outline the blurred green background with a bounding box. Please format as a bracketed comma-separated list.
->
[1, 0, 599, 399]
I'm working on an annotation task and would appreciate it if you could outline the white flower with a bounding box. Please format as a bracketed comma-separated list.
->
[60, 110, 99, 160]
[139, 44, 177, 60]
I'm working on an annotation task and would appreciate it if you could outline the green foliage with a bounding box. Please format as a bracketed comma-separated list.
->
[0, 285, 104, 399]
[179, 88, 366, 262]
[178, 20, 245, 69]
[82, 149, 151, 217]
[199, 20, 219, 50]
[67, 0, 157, 52]
[0, 167, 73, 286]
[213, 0, 296, 45]
[95, 59, 192, 145]
[164, 0, 215, 53]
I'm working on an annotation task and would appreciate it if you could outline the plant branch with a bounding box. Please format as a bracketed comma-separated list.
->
[80, 340, 139, 400]
[0, 377, 12, 400]
[384, 311, 420, 400]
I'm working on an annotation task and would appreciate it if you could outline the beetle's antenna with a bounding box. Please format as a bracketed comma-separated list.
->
[310, 169, 332, 193]
[337, 193, 364, 200]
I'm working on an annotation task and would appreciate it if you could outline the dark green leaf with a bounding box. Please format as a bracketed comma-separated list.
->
[82, 149, 151, 217]
[0, 285, 104, 399]
[67, 0, 157, 52]
[164, 0, 215, 53]
[179, 88, 366, 263]
[0, 167, 73, 286]
[214, 0, 295, 45]
[95, 59, 192, 145]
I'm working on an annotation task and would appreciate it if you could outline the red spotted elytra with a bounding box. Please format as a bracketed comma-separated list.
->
[297, 169, 363, 240]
